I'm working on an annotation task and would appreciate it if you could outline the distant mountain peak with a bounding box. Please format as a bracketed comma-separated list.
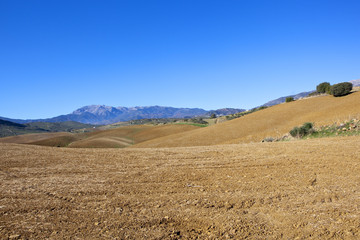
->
[2, 105, 244, 125]
[350, 79, 360, 86]
[72, 105, 120, 116]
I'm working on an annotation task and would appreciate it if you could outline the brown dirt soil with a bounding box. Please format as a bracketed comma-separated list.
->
[30, 135, 81, 147]
[0, 124, 200, 149]
[0, 132, 74, 144]
[133, 91, 360, 148]
[1, 137, 360, 239]
[58, 124, 199, 148]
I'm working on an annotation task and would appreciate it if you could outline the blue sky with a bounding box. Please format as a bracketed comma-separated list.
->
[1, 0, 359, 119]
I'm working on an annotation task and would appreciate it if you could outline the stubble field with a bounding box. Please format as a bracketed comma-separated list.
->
[1, 136, 360, 239]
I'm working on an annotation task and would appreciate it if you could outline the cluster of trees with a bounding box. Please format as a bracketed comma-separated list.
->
[316, 82, 353, 97]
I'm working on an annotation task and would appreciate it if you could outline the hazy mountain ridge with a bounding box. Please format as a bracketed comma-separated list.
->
[209, 108, 247, 116]
[349, 79, 360, 86]
[1, 106, 245, 125]
[261, 91, 314, 107]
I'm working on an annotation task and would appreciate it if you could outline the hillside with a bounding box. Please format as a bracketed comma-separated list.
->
[0, 119, 41, 137]
[67, 124, 200, 148]
[0, 119, 95, 138]
[133, 91, 360, 148]
[0, 132, 75, 144]
[1, 124, 201, 148]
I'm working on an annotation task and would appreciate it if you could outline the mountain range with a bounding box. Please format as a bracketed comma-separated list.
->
[0, 106, 245, 125]
[261, 91, 314, 107]
[2, 80, 358, 125]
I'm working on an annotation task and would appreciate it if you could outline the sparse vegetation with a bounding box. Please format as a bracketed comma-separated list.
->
[225, 106, 268, 120]
[307, 91, 319, 97]
[289, 122, 315, 138]
[308, 119, 360, 138]
[193, 117, 208, 124]
[127, 117, 209, 126]
[175, 122, 208, 127]
[0, 120, 96, 138]
[285, 97, 294, 103]
[274, 119, 360, 141]
[330, 82, 353, 97]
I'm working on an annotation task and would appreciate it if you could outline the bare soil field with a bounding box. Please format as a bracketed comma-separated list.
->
[1, 136, 360, 239]
[0, 132, 74, 144]
[0, 124, 200, 148]
[134, 91, 360, 148]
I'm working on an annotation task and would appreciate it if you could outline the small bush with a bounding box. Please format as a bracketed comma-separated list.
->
[302, 122, 314, 131]
[285, 97, 294, 102]
[316, 82, 331, 94]
[330, 82, 353, 97]
[307, 91, 319, 97]
[290, 122, 315, 138]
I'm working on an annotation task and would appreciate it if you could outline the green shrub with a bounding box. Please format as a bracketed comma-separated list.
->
[316, 82, 331, 94]
[330, 82, 353, 97]
[191, 117, 208, 125]
[285, 97, 294, 102]
[307, 91, 319, 97]
[290, 122, 315, 138]
[290, 127, 300, 138]
[302, 122, 314, 132]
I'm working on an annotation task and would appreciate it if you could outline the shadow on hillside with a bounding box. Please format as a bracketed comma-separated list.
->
[334, 91, 355, 97]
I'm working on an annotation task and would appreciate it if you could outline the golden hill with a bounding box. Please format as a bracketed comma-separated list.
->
[133, 91, 360, 148]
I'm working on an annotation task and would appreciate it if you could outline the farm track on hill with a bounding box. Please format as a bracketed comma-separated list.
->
[1, 137, 360, 239]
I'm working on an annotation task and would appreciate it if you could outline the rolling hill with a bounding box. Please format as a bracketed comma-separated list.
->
[0, 124, 202, 148]
[3, 90, 359, 148]
[132, 90, 360, 148]
[0, 119, 95, 138]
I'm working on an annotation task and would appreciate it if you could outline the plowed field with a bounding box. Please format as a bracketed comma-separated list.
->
[1, 136, 360, 239]
[0, 124, 200, 148]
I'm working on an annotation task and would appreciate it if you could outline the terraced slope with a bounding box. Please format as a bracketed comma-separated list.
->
[133, 91, 360, 148]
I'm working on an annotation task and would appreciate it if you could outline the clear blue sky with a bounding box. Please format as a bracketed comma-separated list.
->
[1, 0, 359, 119]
